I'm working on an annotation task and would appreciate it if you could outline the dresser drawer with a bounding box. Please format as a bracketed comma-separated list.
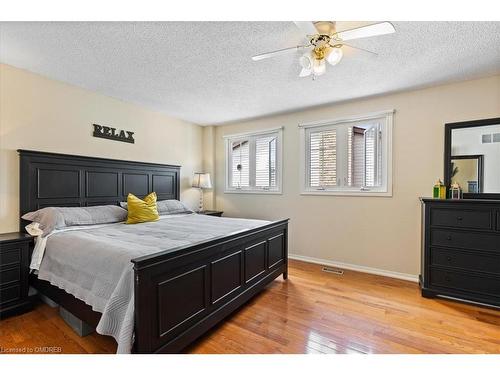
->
[0, 266, 21, 286]
[430, 248, 500, 275]
[0, 247, 22, 268]
[430, 229, 500, 253]
[430, 207, 493, 230]
[430, 268, 500, 298]
[0, 284, 21, 305]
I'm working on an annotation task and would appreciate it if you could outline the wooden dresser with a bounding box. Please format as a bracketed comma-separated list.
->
[420, 198, 500, 307]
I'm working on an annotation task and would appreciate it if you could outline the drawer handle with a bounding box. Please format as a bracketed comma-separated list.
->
[446, 256, 452, 262]
[456, 216, 463, 221]
[445, 274, 452, 282]
[447, 235, 452, 241]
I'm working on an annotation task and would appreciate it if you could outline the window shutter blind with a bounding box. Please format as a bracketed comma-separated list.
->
[231, 140, 250, 187]
[364, 127, 376, 186]
[255, 136, 277, 188]
[377, 129, 382, 186]
[364, 125, 382, 187]
[309, 129, 337, 187]
[348, 127, 364, 187]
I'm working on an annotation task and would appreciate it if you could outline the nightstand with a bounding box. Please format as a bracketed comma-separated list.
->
[197, 210, 224, 217]
[0, 232, 33, 319]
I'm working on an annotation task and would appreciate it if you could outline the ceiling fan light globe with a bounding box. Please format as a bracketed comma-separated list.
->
[299, 53, 313, 70]
[312, 58, 326, 76]
[327, 47, 343, 66]
[299, 68, 312, 78]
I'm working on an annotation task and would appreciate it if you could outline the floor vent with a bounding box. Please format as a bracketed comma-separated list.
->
[322, 266, 344, 275]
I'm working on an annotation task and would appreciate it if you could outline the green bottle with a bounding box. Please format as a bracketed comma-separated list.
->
[433, 179, 446, 199]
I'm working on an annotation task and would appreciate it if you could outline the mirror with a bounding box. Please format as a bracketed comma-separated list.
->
[445, 117, 500, 199]
[450, 155, 483, 193]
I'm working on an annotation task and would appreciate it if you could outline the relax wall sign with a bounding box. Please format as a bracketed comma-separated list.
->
[92, 124, 135, 144]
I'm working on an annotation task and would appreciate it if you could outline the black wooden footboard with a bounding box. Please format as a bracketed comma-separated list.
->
[132, 219, 288, 353]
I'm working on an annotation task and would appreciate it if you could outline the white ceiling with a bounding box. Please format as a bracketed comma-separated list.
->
[1, 22, 499, 125]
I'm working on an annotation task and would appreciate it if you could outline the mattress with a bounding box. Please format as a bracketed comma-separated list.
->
[36, 213, 270, 353]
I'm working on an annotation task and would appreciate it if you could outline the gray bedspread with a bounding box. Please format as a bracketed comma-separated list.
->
[37, 213, 269, 353]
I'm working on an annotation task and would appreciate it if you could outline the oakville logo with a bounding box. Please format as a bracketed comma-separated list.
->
[92, 124, 135, 144]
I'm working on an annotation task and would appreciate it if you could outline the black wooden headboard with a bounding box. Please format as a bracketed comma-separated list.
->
[18, 149, 180, 231]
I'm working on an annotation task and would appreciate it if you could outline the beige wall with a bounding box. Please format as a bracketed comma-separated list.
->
[212, 75, 500, 277]
[0, 64, 203, 232]
[202, 125, 216, 210]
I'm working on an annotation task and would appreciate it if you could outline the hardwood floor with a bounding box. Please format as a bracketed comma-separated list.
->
[1, 259, 499, 354]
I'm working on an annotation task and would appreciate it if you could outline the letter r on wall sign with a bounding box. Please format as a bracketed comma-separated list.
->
[93, 124, 103, 134]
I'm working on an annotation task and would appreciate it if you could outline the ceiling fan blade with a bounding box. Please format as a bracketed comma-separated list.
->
[251, 45, 307, 61]
[294, 21, 318, 37]
[335, 22, 395, 41]
[340, 43, 378, 57]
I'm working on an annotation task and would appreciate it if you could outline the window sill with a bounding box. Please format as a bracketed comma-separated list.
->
[300, 189, 392, 197]
[224, 189, 283, 195]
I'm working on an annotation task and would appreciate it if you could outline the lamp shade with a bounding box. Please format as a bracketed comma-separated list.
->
[192, 172, 212, 189]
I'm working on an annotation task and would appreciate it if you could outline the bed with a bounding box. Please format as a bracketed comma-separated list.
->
[19, 149, 289, 353]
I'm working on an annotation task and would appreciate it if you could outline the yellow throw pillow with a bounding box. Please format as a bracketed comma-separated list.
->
[126, 192, 160, 224]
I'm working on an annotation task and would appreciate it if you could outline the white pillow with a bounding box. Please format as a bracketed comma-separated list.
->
[22, 205, 127, 237]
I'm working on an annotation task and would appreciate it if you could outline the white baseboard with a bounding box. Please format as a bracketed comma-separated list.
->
[288, 253, 419, 283]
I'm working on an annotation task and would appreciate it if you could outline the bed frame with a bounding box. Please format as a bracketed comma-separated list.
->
[19, 149, 288, 353]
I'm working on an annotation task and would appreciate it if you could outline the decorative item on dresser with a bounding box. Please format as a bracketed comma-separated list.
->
[420, 198, 500, 307]
[0, 232, 33, 319]
[197, 210, 224, 217]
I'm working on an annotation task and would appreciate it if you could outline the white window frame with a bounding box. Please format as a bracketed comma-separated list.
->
[224, 127, 283, 194]
[299, 110, 394, 197]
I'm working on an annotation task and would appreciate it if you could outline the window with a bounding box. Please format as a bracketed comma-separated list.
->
[225, 128, 282, 193]
[300, 110, 393, 196]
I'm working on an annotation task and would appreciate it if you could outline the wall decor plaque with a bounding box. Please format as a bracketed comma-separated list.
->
[92, 124, 135, 144]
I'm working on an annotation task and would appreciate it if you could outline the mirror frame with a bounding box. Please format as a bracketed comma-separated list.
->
[444, 116, 500, 200]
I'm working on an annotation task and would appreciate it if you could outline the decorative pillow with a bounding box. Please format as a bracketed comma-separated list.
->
[21, 205, 128, 237]
[156, 199, 194, 215]
[62, 205, 127, 226]
[22, 207, 65, 236]
[121, 199, 193, 215]
[126, 192, 160, 224]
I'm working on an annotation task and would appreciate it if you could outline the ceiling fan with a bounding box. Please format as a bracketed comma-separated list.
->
[252, 21, 396, 79]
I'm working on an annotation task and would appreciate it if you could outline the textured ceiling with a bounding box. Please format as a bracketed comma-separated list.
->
[1, 22, 499, 125]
